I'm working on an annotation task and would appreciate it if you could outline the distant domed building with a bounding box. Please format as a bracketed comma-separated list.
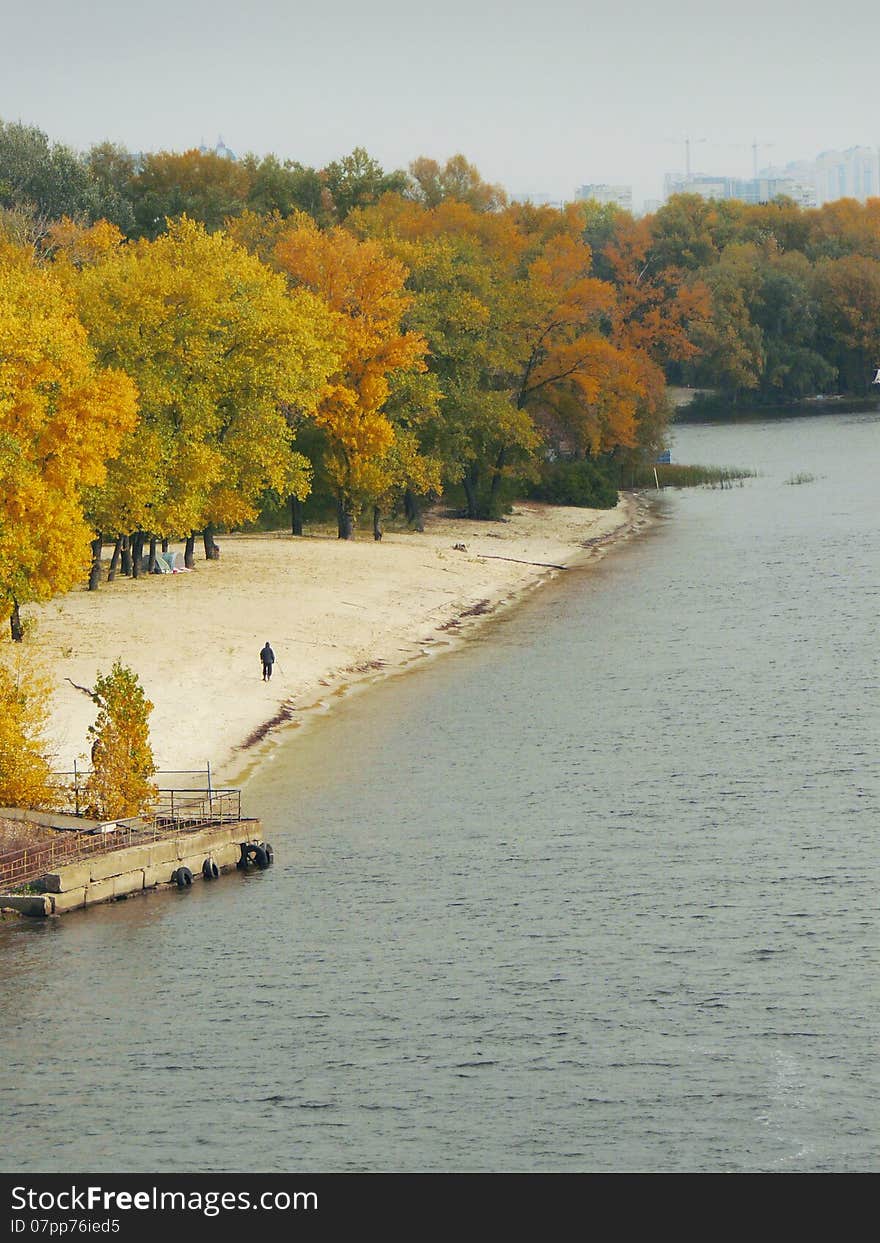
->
[198, 135, 237, 161]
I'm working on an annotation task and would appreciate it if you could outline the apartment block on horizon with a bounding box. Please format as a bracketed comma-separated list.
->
[663, 146, 878, 209]
[575, 183, 633, 212]
[663, 172, 816, 208]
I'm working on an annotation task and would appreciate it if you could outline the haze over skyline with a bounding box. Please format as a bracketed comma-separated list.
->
[1, 0, 877, 209]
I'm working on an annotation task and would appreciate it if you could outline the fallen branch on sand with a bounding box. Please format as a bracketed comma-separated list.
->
[477, 554, 568, 570]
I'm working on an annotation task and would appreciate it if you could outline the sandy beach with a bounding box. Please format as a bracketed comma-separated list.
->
[19, 496, 650, 789]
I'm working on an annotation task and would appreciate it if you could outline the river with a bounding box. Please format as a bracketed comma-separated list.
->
[2, 408, 878, 1173]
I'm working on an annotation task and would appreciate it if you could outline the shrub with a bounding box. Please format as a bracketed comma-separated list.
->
[526, 458, 619, 509]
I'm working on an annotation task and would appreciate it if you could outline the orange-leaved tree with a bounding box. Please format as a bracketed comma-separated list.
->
[273, 217, 430, 537]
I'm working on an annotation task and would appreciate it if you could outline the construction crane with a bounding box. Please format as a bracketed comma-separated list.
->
[717, 139, 776, 177]
[751, 139, 776, 177]
[662, 136, 708, 178]
[684, 137, 707, 178]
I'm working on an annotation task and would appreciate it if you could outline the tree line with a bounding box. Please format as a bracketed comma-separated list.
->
[2, 118, 879, 646]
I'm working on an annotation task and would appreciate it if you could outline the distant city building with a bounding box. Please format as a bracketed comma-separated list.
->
[575, 183, 633, 212]
[794, 147, 875, 205]
[664, 174, 728, 202]
[663, 146, 878, 208]
[642, 198, 663, 216]
[663, 171, 816, 207]
[198, 135, 237, 161]
[511, 191, 565, 209]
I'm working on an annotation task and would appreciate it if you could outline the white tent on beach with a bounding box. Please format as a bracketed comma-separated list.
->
[154, 550, 186, 573]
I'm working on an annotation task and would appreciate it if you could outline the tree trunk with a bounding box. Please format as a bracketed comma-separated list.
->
[184, 532, 196, 569]
[372, 505, 383, 541]
[290, 495, 304, 536]
[130, 531, 145, 579]
[203, 525, 219, 560]
[404, 488, 424, 532]
[9, 599, 23, 642]
[147, 535, 158, 574]
[107, 536, 122, 582]
[121, 533, 132, 577]
[336, 495, 354, 540]
[88, 536, 103, 591]
[462, 470, 479, 520]
[161, 537, 169, 553]
[489, 445, 507, 508]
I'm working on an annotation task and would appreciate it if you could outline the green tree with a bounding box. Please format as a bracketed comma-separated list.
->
[0, 119, 98, 223]
[321, 148, 408, 221]
[241, 154, 330, 223]
[84, 141, 137, 234]
[753, 248, 836, 400]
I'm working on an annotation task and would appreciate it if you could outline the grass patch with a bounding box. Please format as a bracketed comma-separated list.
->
[624, 463, 757, 489]
[785, 472, 817, 486]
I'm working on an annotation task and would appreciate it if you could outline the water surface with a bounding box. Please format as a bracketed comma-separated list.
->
[2, 409, 878, 1172]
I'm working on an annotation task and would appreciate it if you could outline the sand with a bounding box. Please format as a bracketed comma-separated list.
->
[19, 497, 650, 788]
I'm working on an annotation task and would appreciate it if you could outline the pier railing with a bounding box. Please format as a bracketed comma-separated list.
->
[0, 788, 248, 893]
[50, 767, 220, 817]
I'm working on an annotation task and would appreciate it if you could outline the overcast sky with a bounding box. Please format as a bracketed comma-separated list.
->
[1, 0, 877, 208]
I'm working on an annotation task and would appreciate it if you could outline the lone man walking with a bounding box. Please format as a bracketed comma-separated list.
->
[260, 641, 275, 682]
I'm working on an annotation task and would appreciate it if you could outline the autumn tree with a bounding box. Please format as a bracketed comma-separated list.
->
[74, 217, 340, 562]
[352, 195, 654, 516]
[511, 204, 645, 465]
[604, 214, 710, 371]
[689, 243, 766, 400]
[0, 241, 138, 637]
[0, 654, 56, 809]
[349, 197, 537, 516]
[273, 217, 430, 537]
[128, 149, 251, 239]
[407, 155, 508, 212]
[84, 662, 157, 820]
[806, 198, 880, 262]
[815, 254, 880, 393]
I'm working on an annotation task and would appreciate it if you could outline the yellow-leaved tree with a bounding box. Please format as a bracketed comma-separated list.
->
[74, 217, 341, 565]
[0, 240, 138, 637]
[0, 653, 57, 809]
[84, 662, 158, 820]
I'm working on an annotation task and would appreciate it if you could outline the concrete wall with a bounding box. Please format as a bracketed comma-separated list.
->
[1, 820, 264, 917]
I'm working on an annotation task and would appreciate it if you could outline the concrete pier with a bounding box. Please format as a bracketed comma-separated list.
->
[0, 820, 265, 917]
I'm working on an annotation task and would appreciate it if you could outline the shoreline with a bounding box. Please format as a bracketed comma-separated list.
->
[230, 492, 654, 789]
[19, 495, 652, 795]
